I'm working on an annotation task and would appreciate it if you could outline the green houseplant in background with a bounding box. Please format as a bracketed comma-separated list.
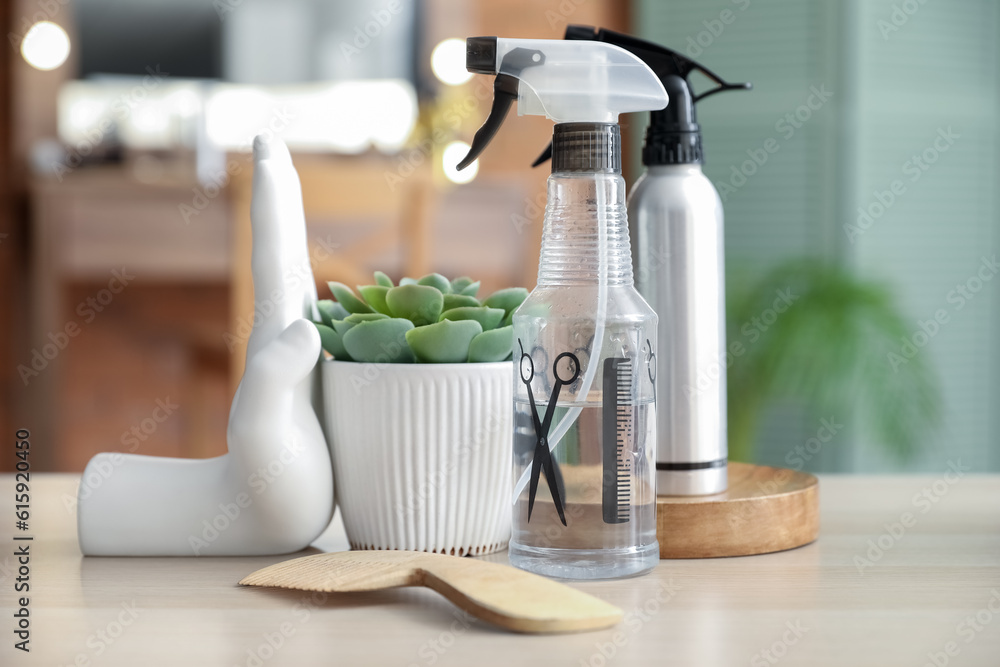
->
[316, 272, 526, 557]
[726, 259, 940, 464]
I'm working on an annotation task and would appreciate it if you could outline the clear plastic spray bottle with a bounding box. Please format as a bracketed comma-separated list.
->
[457, 37, 668, 579]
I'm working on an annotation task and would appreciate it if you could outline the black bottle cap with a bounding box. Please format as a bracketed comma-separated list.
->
[642, 74, 706, 165]
[551, 122, 621, 174]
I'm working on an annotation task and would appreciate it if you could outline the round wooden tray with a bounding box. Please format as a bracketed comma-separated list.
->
[657, 462, 819, 558]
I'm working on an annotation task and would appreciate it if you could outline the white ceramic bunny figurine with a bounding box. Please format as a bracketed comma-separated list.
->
[77, 136, 335, 556]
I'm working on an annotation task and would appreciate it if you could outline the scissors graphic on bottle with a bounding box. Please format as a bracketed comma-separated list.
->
[643, 338, 656, 403]
[519, 339, 580, 526]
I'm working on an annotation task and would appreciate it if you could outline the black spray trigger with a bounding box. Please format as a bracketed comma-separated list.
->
[458, 74, 518, 170]
[457, 45, 547, 171]
[693, 80, 752, 103]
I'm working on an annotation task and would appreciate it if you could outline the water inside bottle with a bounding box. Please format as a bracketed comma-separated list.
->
[509, 398, 658, 578]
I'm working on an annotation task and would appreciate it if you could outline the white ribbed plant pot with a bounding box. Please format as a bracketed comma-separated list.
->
[322, 360, 512, 556]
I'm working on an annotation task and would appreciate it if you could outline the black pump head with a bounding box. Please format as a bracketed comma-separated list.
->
[533, 25, 751, 167]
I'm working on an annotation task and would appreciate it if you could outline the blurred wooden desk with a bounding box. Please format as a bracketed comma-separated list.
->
[2, 473, 998, 666]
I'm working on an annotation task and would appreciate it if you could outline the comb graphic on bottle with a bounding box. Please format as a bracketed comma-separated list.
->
[602, 357, 632, 524]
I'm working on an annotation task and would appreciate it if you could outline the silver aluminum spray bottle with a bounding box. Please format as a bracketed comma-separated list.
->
[553, 27, 751, 495]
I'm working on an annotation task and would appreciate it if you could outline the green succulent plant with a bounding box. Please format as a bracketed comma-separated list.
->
[312, 273, 526, 364]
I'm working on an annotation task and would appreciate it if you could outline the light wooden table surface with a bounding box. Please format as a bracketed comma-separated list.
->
[2, 473, 999, 666]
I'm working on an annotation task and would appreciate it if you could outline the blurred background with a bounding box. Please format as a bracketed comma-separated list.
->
[0, 0, 996, 475]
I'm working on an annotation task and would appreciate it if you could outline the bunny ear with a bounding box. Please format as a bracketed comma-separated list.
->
[252, 134, 272, 160]
[261, 137, 305, 226]
[264, 134, 294, 168]
[246, 135, 318, 361]
[230, 319, 320, 432]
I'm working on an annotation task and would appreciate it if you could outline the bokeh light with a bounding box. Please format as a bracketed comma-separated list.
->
[21, 21, 71, 71]
[443, 141, 477, 184]
[431, 38, 472, 86]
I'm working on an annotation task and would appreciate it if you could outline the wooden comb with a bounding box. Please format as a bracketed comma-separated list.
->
[239, 550, 623, 634]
